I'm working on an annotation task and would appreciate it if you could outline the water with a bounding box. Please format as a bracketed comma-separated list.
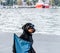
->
[0, 8, 60, 35]
[0, 8, 60, 53]
[0, 32, 60, 53]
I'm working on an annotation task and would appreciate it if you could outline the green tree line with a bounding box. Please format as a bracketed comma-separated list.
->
[50, 0, 60, 6]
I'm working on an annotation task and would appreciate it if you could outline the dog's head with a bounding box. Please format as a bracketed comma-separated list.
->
[22, 23, 35, 33]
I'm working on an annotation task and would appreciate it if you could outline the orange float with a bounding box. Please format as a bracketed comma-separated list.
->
[35, 3, 49, 8]
[35, 4, 44, 8]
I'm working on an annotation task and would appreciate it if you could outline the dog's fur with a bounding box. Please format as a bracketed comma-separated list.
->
[13, 23, 36, 53]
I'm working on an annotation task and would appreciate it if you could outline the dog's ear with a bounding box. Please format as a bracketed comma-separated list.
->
[22, 25, 24, 29]
[22, 24, 26, 30]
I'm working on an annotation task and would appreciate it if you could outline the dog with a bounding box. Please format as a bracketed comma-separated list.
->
[13, 23, 36, 53]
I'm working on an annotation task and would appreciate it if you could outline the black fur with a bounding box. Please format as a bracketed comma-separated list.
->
[13, 23, 36, 53]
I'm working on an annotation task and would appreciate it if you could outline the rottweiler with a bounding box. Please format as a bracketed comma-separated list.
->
[13, 23, 36, 53]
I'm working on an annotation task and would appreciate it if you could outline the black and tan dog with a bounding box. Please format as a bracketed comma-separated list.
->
[13, 23, 36, 53]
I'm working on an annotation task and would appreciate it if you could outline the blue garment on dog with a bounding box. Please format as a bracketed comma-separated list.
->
[14, 34, 31, 53]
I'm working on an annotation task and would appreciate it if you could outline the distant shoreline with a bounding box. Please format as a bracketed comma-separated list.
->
[0, 6, 60, 9]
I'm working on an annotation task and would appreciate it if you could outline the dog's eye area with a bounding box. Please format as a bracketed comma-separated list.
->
[29, 25, 34, 27]
[26, 26, 30, 29]
[27, 25, 34, 29]
[31, 25, 34, 27]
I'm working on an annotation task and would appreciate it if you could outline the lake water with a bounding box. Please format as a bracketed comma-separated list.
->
[0, 8, 60, 53]
[0, 8, 60, 35]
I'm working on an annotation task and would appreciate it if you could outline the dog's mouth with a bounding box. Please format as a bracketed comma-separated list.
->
[28, 28, 35, 33]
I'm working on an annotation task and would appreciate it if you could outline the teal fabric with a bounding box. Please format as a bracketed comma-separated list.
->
[14, 34, 31, 53]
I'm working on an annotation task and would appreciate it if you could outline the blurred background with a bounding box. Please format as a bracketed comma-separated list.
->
[0, 0, 60, 6]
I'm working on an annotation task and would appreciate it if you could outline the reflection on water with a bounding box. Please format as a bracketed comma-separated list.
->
[0, 8, 60, 35]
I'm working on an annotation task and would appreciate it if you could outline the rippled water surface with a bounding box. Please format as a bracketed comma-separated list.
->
[0, 8, 60, 35]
